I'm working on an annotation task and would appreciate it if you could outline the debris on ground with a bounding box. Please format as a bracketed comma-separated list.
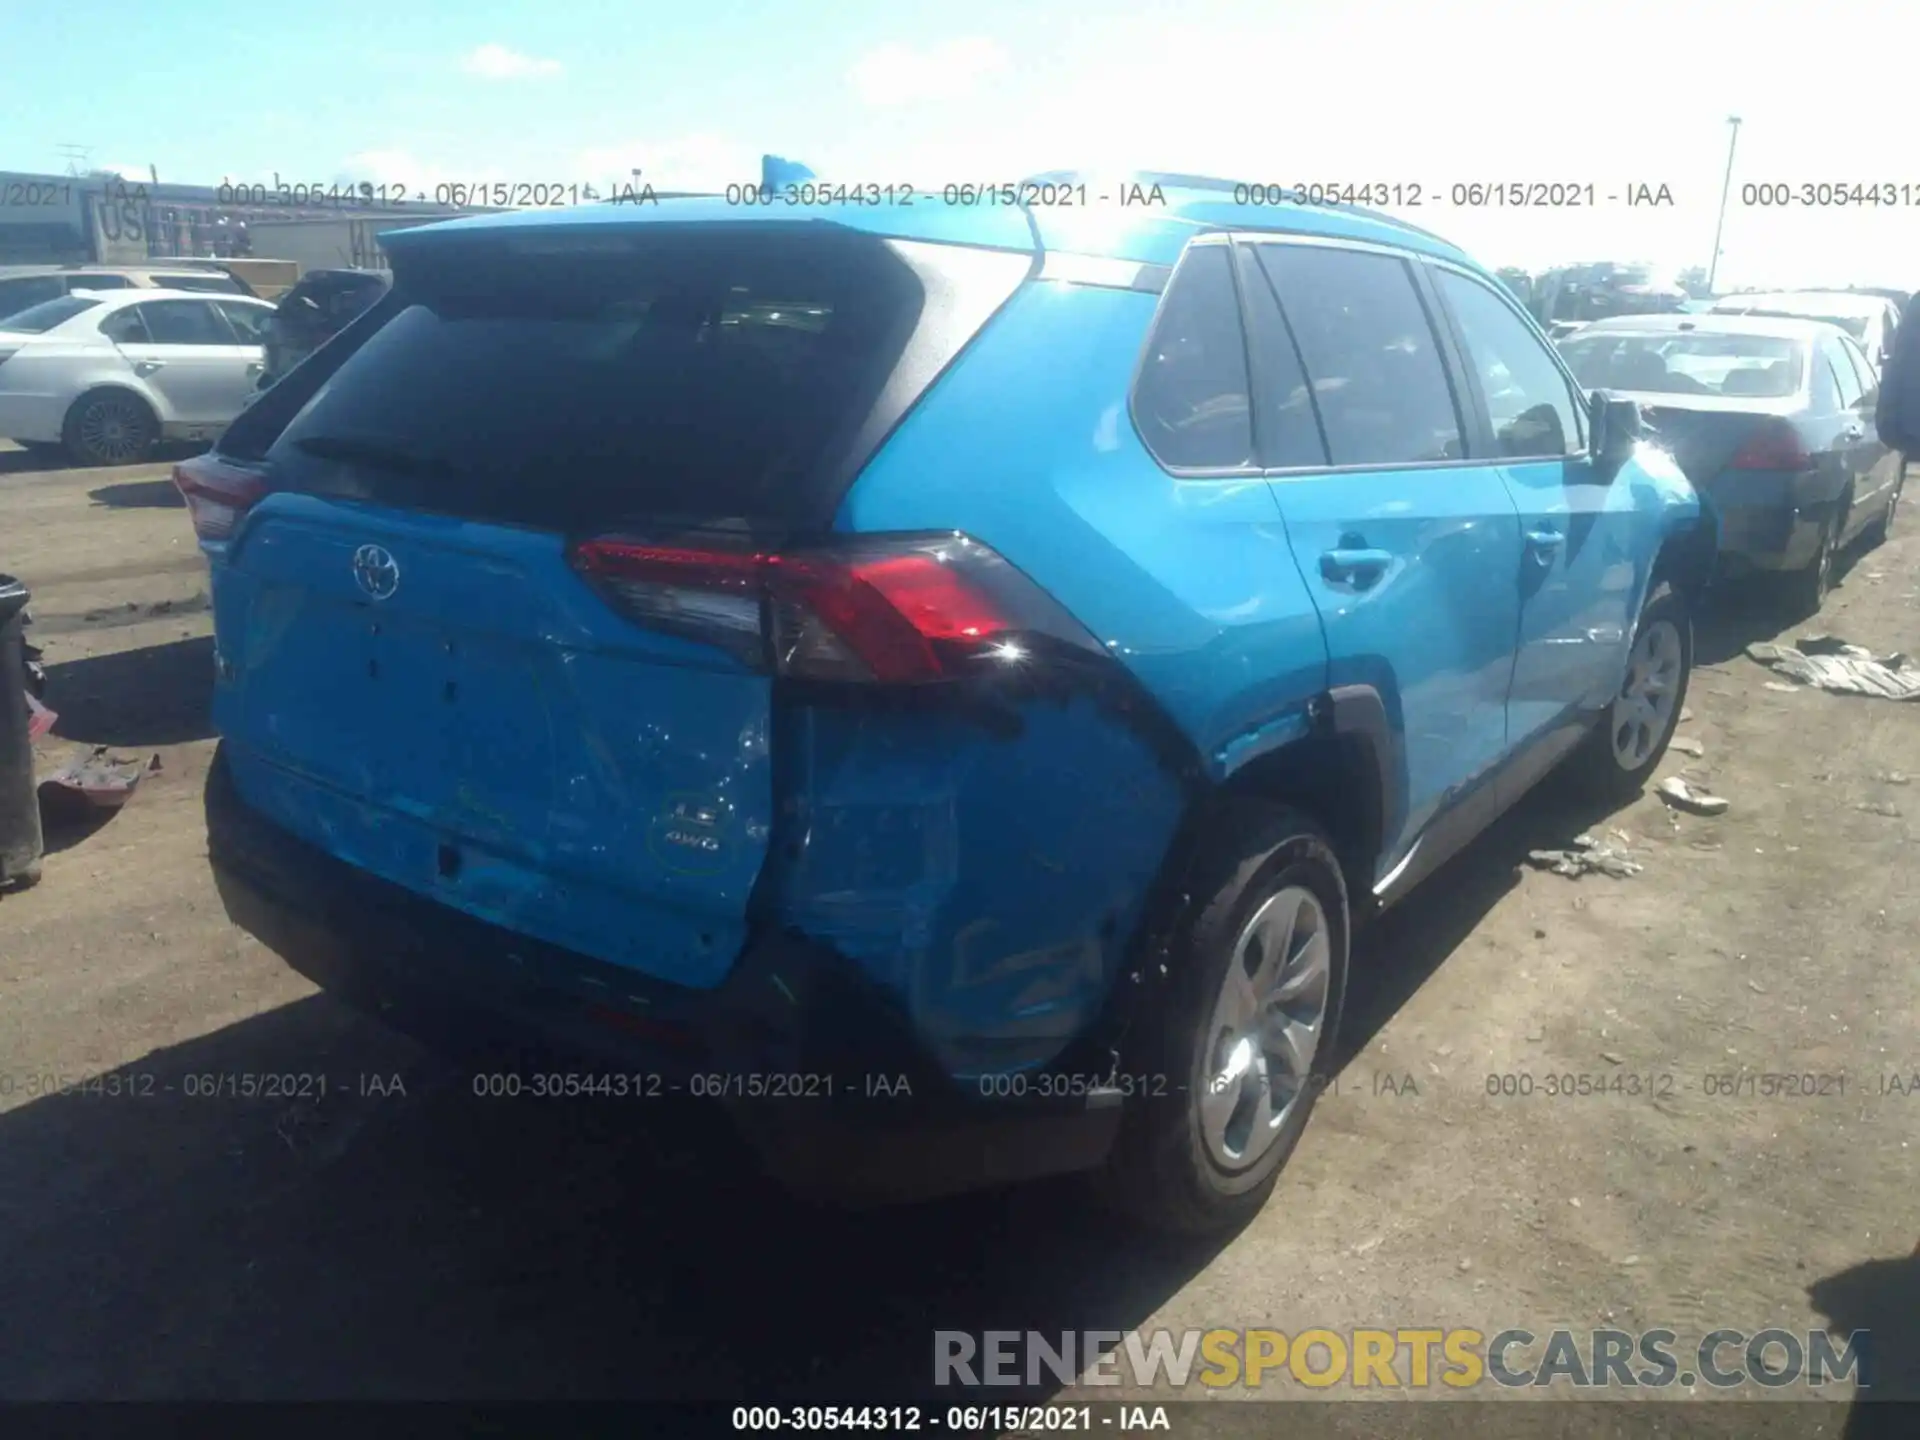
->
[1874, 771, 1911, 787]
[1763, 682, 1801, 694]
[1747, 637, 1920, 701]
[1527, 834, 1644, 879]
[1657, 776, 1730, 816]
[37, 747, 160, 817]
[1669, 736, 1705, 757]
[24, 691, 57, 742]
[1856, 800, 1902, 818]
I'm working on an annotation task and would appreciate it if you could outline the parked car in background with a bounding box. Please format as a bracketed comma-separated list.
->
[0, 264, 257, 320]
[184, 174, 1710, 1234]
[1530, 262, 1689, 327]
[1707, 291, 1903, 374]
[258, 268, 389, 388]
[0, 289, 275, 465]
[1559, 314, 1902, 613]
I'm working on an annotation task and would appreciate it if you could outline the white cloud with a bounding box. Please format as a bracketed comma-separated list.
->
[848, 38, 1008, 108]
[461, 43, 563, 80]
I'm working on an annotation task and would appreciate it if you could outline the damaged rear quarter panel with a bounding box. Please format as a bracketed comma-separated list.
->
[796, 280, 1334, 1079]
[767, 697, 1184, 1079]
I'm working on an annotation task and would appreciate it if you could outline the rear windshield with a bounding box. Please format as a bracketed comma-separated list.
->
[1559, 331, 1807, 399]
[0, 294, 102, 333]
[264, 230, 926, 531]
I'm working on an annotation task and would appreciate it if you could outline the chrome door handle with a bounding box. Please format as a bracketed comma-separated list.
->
[1841, 426, 1864, 442]
[1525, 528, 1565, 553]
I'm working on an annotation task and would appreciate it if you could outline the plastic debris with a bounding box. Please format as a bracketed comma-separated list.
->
[1668, 736, 1704, 757]
[1746, 637, 1920, 701]
[38, 746, 154, 815]
[1657, 776, 1729, 816]
[1527, 835, 1643, 879]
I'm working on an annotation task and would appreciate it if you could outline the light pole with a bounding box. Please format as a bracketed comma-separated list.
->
[1707, 115, 1741, 292]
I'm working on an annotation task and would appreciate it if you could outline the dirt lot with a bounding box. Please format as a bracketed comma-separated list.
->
[2, 440, 1916, 1429]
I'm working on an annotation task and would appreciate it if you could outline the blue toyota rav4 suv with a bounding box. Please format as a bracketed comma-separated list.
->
[182, 172, 1712, 1234]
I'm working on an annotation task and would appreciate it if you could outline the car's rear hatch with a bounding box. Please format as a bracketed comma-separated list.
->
[201, 215, 1033, 988]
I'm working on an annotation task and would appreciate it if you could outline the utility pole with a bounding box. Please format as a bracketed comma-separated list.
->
[1707, 115, 1741, 293]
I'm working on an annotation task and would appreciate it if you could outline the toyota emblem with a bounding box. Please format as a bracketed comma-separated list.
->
[351, 543, 400, 601]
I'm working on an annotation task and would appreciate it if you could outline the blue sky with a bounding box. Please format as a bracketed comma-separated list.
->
[6, 0, 1918, 287]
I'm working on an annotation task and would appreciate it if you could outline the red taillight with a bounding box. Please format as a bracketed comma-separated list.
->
[1727, 420, 1812, 472]
[173, 454, 271, 540]
[568, 532, 1082, 685]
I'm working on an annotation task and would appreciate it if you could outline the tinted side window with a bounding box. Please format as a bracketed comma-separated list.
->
[66, 273, 132, 291]
[1811, 347, 1842, 413]
[1256, 245, 1462, 466]
[1239, 251, 1331, 468]
[99, 307, 151, 343]
[1838, 335, 1875, 396]
[216, 301, 272, 342]
[1823, 339, 1864, 409]
[1132, 244, 1254, 470]
[137, 300, 238, 345]
[1434, 268, 1584, 457]
[0, 276, 64, 317]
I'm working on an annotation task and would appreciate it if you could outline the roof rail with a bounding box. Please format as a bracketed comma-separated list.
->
[1018, 168, 1454, 245]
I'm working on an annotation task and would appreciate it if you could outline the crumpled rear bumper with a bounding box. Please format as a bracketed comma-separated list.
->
[203, 744, 1122, 1205]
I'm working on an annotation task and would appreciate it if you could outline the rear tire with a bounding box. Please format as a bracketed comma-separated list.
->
[1784, 507, 1839, 618]
[61, 390, 158, 468]
[1865, 467, 1903, 546]
[1560, 582, 1693, 805]
[1096, 800, 1350, 1236]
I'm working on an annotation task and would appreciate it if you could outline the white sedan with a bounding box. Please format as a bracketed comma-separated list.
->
[0, 288, 276, 466]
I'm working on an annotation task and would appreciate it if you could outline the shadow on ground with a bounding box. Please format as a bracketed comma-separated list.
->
[0, 441, 202, 478]
[88, 478, 185, 509]
[1810, 1250, 1920, 1438]
[42, 636, 214, 748]
[0, 769, 1589, 1402]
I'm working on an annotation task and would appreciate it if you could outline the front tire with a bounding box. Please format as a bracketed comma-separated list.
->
[62, 390, 158, 468]
[1561, 581, 1693, 804]
[1098, 800, 1350, 1235]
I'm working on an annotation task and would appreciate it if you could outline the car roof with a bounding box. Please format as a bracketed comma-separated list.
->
[382, 170, 1477, 271]
[1710, 290, 1886, 317]
[0, 264, 245, 281]
[63, 286, 272, 308]
[1567, 314, 1839, 341]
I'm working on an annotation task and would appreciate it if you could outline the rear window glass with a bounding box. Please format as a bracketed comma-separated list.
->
[1560, 332, 1807, 398]
[0, 275, 65, 318]
[0, 294, 102, 333]
[65, 273, 132, 290]
[265, 231, 926, 530]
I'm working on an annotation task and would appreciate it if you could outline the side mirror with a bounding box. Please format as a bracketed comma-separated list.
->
[1589, 390, 1643, 477]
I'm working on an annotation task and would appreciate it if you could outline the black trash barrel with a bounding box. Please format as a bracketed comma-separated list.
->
[0, 575, 45, 889]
